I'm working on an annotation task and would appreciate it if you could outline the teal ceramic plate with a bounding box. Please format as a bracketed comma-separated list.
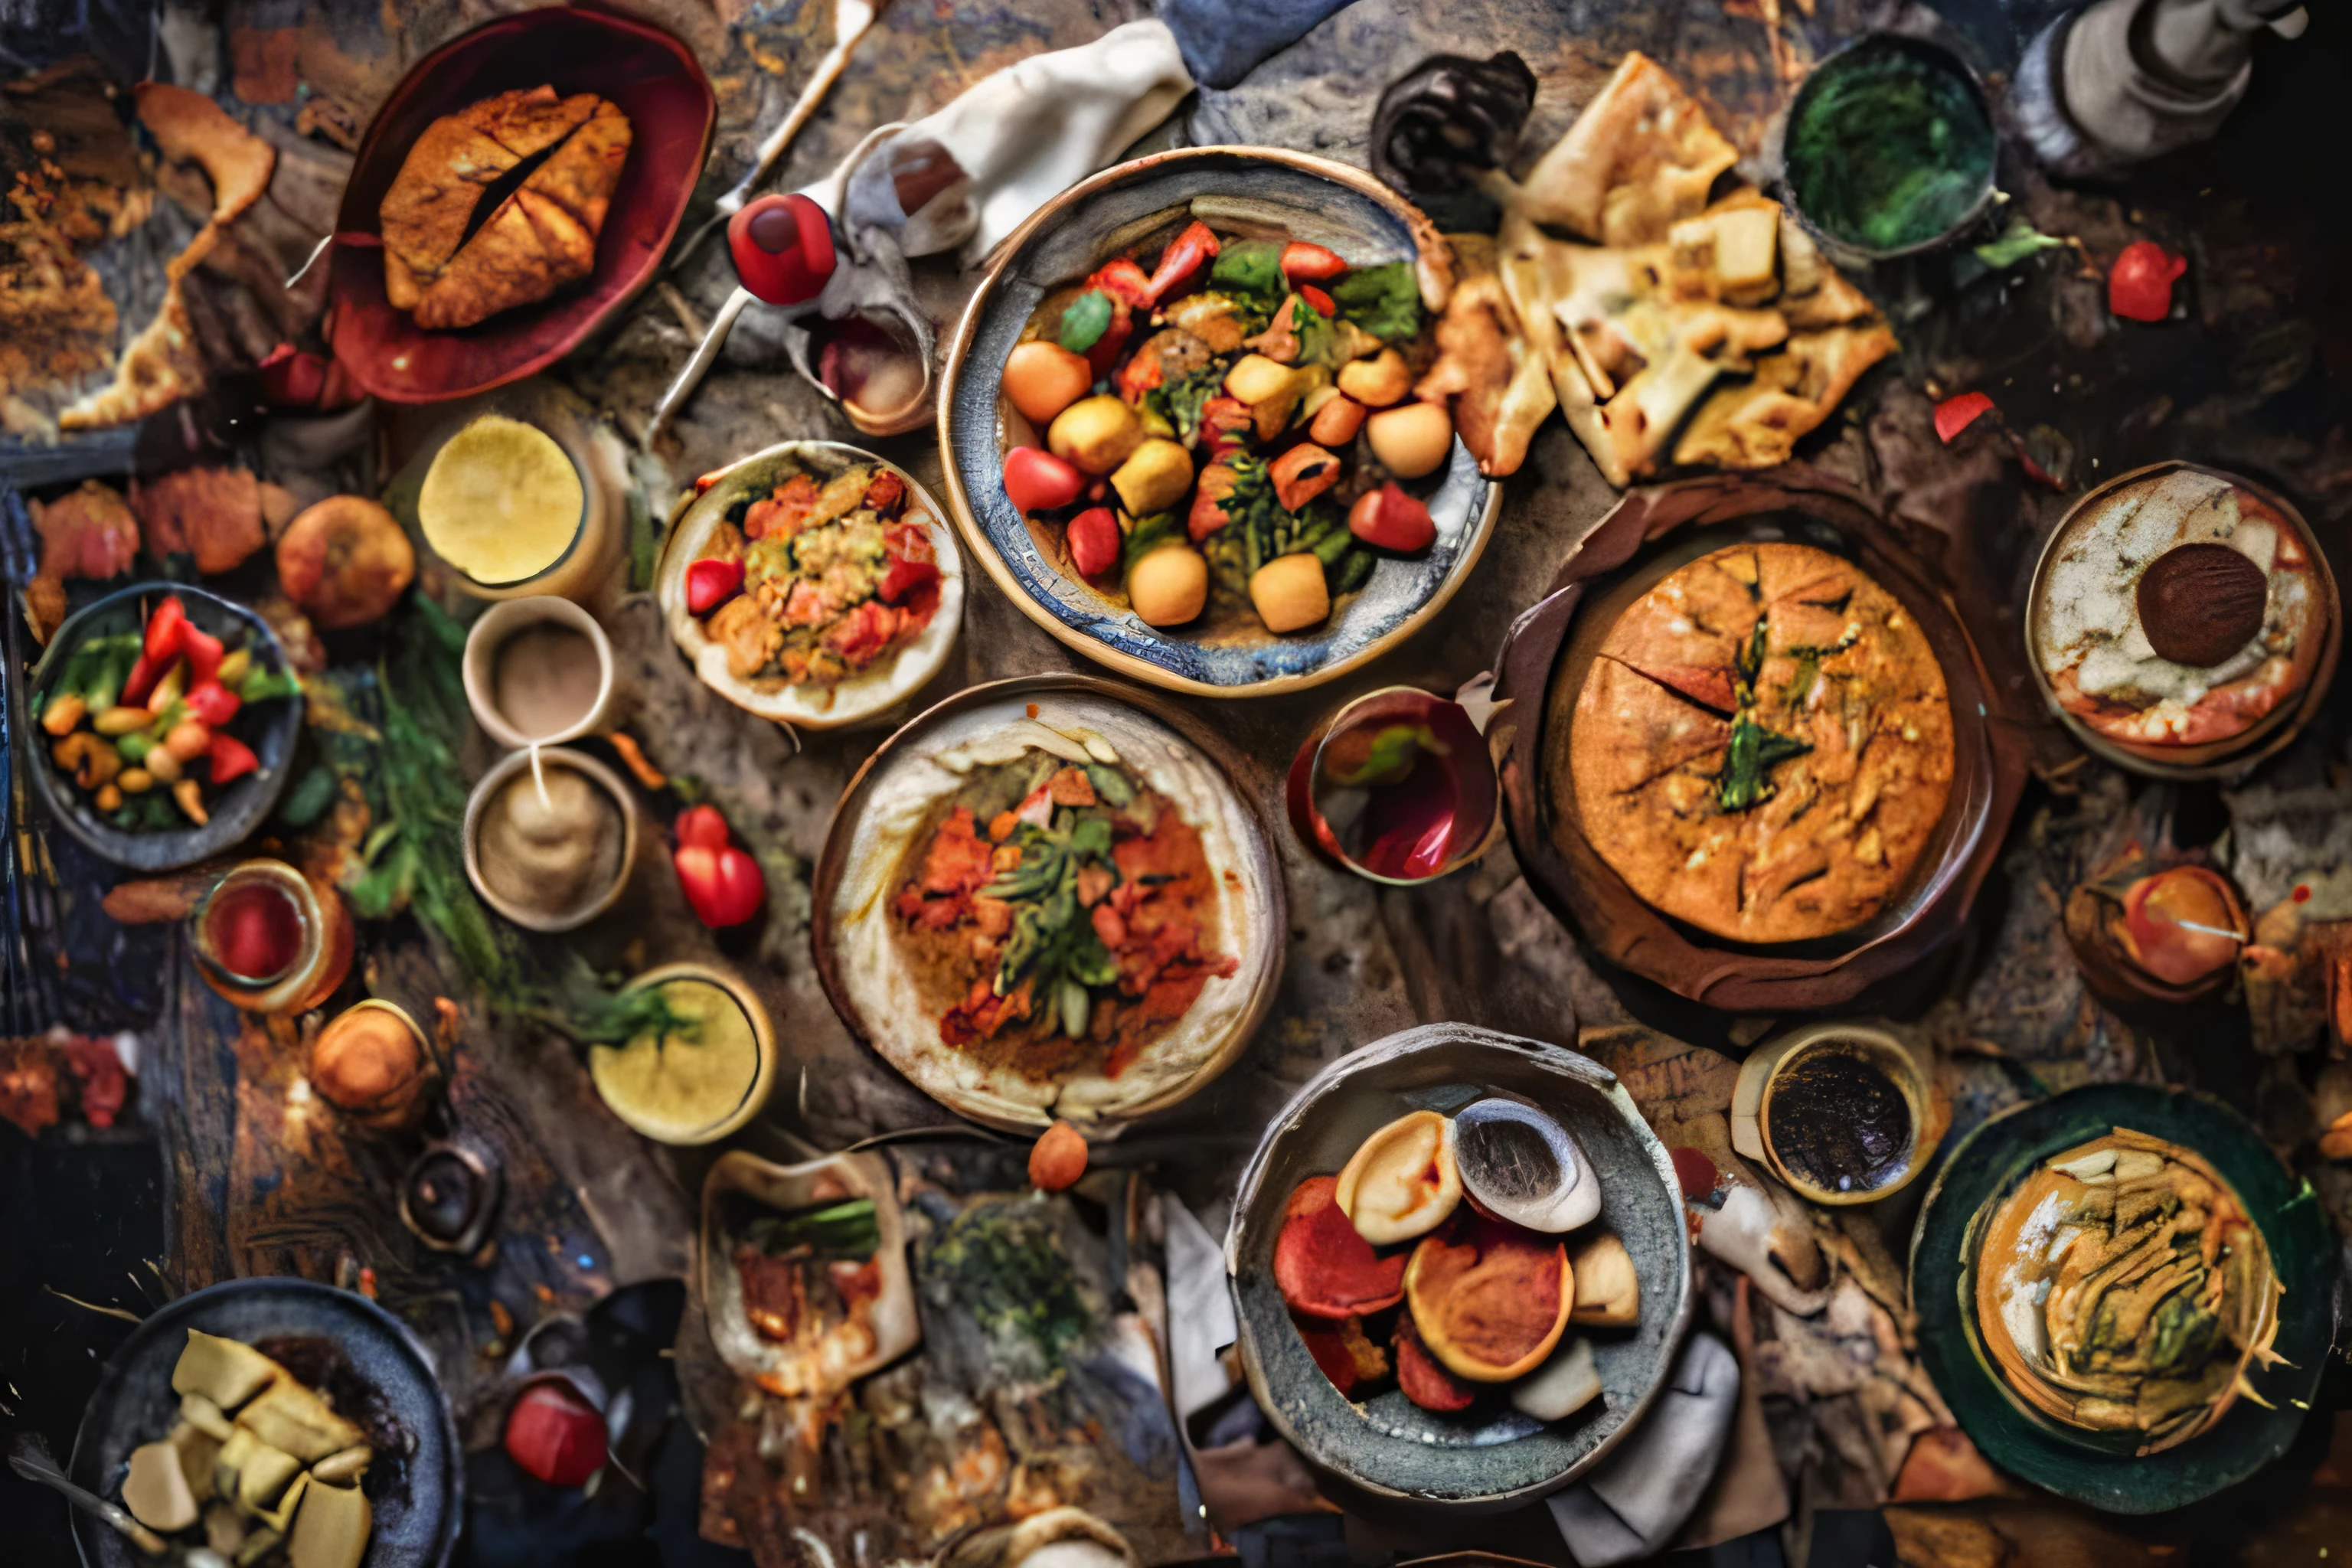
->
[1909, 1084, 2338, 1513]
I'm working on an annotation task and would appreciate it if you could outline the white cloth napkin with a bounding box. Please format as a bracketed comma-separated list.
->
[1547, 1331, 1741, 1566]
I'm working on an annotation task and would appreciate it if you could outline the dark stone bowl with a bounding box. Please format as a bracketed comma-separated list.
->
[937, 146, 1499, 697]
[68, 1277, 462, 1568]
[1225, 1024, 1693, 1509]
[25, 583, 303, 872]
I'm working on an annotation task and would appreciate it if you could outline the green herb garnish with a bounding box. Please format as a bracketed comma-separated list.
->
[1713, 619, 1813, 812]
[1327, 724, 1448, 789]
[1057, 289, 1115, 353]
[1328, 260, 1421, 341]
[743, 1197, 880, 1262]
[1209, 240, 1285, 303]
[1143, 360, 1229, 446]
[982, 805, 1125, 1040]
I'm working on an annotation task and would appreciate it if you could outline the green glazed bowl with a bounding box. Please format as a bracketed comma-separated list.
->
[1910, 1083, 2339, 1513]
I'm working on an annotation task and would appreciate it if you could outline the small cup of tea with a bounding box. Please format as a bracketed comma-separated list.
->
[1285, 687, 1500, 885]
[1731, 1024, 1944, 1204]
[191, 858, 353, 1013]
[462, 596, 616, 752]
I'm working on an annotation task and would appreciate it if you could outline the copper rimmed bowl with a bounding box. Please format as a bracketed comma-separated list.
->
[936, 146, 1498, 698]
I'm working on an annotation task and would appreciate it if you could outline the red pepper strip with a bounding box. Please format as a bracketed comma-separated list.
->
[685, 556, 745, 616]
[1087, 259, 1154, 309]
[1141, 220, 1220, 306]
[1298, 283, 1336, 318]
[121, 650, 163, 708]
[879, 555, 940, 604]
[1083, 310, 1133, 382]
[1004, 446, 1086, 513]
[1197, 397, 1253, 462]
[143, 596, 188, 665]
[2109, 240, 2187, 322]
[181, 626, 223, 688]
[1066, 507, 1121, 577]
[206, 732, 259, 784]
[1933, 391, 1996, 443]
[1280, 240, 1347, 282]
[181, 679, 240, 728]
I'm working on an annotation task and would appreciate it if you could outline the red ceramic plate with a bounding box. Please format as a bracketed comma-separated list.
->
[326, 6, 714, 403]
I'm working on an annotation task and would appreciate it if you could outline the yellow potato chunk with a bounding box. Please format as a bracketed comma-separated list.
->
[289, 1478, 371, 1568]
[1127, 546, 1208, 626]
[180, 1392, 234, 1442]
[123, 1439, 200, 1533]
[234, 1438, 303, 1512]
[1249, 554, 1331, 634]
[236, 1377, 362, 1462]
[1109, 439, 1194, 517]
[1046, 394, 1144, 476]
[172, 1330, 281, 1412]
[1337, 348, 1412, 407]
[1567, 1232, 1642, 1327]
[1223, 353, 1297, 406]
[1366, 402, 1455, 479]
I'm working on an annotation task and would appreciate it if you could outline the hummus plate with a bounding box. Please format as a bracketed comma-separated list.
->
[813, 675, 1283, 1132]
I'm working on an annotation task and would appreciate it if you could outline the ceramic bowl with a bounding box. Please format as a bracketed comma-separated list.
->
[655, 440, 964, 731]
[1225, 1024, 1692, 1509]
[462, 596, 616, 750]
[1730, 1022, 1946, 1205]
[595, 962, 779, 1146]
[811, 673, 1285, 1134]
[25, 583, 303, 872]
[937, 146, 1498, 697]
[460, 746, 638, 933]
[2023, 462, 2340, 780]
[698, 1149, 921, 1394]
[1910, 1083, 2336, 1512]
[68, 1276, 462, 1568]
[326, 8, 715, 403]
[1492, 472, 2027, 1013]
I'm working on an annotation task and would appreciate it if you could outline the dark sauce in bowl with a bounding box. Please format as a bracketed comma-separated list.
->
[249, 1334, 411, 1504]
[1764, 1047, 1913, 1194]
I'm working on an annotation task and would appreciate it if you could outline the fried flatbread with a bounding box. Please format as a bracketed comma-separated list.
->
[1674, 322, 1899, 470]
[527, 98, 632, 233]
[132, 83, 275, 225]
[1569, 543, 1954, 944]
[1517, 52, 1739, 247]
[1412, 238, 1557, 477]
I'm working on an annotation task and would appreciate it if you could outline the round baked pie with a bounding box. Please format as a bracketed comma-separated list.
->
[1569, 541, 1955, 944]
[2034, 467, 2327, 750]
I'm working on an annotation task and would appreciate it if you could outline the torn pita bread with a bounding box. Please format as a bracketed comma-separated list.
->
[1515, 52, 1738, 247]
[1674, 322, 1898, 469]
[1413, 235, 1557, 477]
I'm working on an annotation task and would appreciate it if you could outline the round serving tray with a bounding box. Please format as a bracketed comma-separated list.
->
[809, 673, 1286, 1132]
[68, 1276, 462, 1568]
[936, 146, 1499, 698]
[2023, 461, 2341, 781]
[25, 583, 304, 873]
[655, 439, 965, 731]
[1491, 470, 2028, 1013]
[1224, 1023, 1692, 1510]
[1909, 1084, 2337, 1513]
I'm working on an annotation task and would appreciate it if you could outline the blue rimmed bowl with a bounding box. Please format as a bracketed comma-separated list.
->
[937, 147, 1498, 698]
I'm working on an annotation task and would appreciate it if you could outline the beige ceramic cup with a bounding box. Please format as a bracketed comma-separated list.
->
[461, 746, 639, 933]
[462, 596, 616, 750]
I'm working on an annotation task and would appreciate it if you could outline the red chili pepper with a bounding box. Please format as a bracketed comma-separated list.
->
[143, 596, 188, 665]
[120, 650, 163, 708]
[182, 679, 241, 728]
[1066, 507, 1121, 577]
[1003, 446, 1086, 513]
[205, 732, 259, 784]
[684, 557, 745, 616]
[673, 805, 766, 928]
[1142, 220, 1220, 306]
[879, 555, 940, 604]
[1086, 259, 1154, 309]
[181, 625, 223, 687]
[1347, 482, 1436, 552]
[676, 804, 731, 851]
[1298, 283, 1336, 318]
[1280, 240, 1347, 283]
[1082, 310, 1133, 381]
[2109, 240, 2186, 323]
[1933, 391, 1997, 443]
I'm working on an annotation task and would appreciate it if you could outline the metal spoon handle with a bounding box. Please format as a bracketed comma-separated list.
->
[644, 286, 753, 446]
[8, 1446, 171, 1556]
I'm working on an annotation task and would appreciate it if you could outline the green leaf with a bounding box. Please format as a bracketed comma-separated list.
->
[278, 766, 338, 828]
[1085, 761, 1137, 807]
[1210, 240, 1285, 302]
[1326, 723, 1448, 789]
[1972, 218, 2067, 270]
[238, 667, 304, 704]
[1069, 815, 1113, 858]
[1057, 290, 1115, 353]
[743, 1197, 880, 1262]
[1292, 293, 1336, 368]
[1715, 716, 1813, 812]
[1328, 260, 1420, 341]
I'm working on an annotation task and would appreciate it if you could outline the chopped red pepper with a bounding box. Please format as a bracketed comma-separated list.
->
[1086, 259, 1154, 309]
[1347, 482, 1436, 552]
[1004, 446, 1086, 514]
[206, 732, 259, 784]
[142, 596, 188, 665]
[181, 679, 241, 728]
[676, 804, 731, 851]
[1280, 240, 1347, 283]
[121, 650, 164, 708]
[1114, 349, 1165, 404]
[1197, 397, 1253, 462]
[1269, 443, 1342, 511]
[879, 554, 940, 604]
[1933, 391, 1997, 443]
[674, 805, 765, 928]
[1141, 220, 1220, 306]
[685, 556, 745, 616]
[2109, 240, 2187, 323]
[1066, 506, 1121, 577]
[1082, 310, 1134, 381]
[181, 625, 223, 688]
[1298, 283, 1336, 318]
[861, 470, 907, 517]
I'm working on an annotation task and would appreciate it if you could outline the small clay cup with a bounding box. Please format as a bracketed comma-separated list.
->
[462, 596, 616, 750]
[192, 859, 354, 1014]
[462, 746, 639, 932]
[1732, 1024, 1943, 1205]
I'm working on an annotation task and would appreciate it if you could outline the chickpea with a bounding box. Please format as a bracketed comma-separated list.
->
[142, 746, 183, 785]
[1002, 340, 1095, 427]
[94, 782, 122, 812]
[164, 720, 212, 762]
[1337, 348, 1413, 408]
[119, 768, 155, 794]
[1127, 545, 1209, 626]
[93, 705, 153, 736]
[1367, 401, 1455, 479]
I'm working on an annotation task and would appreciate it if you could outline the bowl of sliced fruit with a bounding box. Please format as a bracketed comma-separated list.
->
[26, 583, 305, 871]
[939, 147, 1497, 697]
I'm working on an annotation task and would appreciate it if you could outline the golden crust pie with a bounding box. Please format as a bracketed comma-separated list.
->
[1570, 542, 1955, 944]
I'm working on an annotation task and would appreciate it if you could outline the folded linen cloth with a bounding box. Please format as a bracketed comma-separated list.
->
[1547, 1332, 1740, 1566]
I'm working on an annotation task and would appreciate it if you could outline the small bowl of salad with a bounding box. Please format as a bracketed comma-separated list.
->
[25, 583, 305, 871]
[939, 146, 1498, 697]
[656, 441, 965, 730]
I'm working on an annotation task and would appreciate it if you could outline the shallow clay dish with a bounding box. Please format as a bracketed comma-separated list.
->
[69, 1276, 462, 1568]
[811, 674, 1284, 1133]
[655, 441, 963, 731]
[938, 146, 1498, 697]
[26, 583, 303, 873]
[1910, 1083, 2335, 1513]
[1226, 1023, 1690, 1509]
[2024, 461, 2339, 780]
[1493, 471, 2026, 1013]
[327, 8, 714, 403]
